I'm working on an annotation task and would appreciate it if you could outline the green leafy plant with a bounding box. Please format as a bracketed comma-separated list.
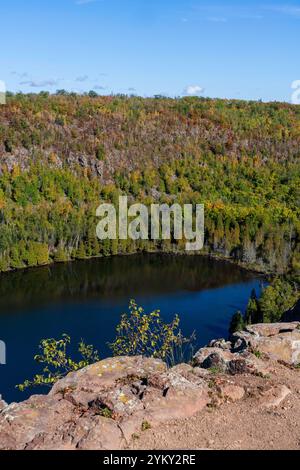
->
[100, 407, 113, 419]
[259, 279, 299, 323]
[17, 301, 195, 391]
[109, 300, 195, 365]
[141, 420, 152, 431]
[229, 278, 300, 335]
[17, 334, 100, 391]
[253, 349, 262, 359]
[209, 366, 223, 375]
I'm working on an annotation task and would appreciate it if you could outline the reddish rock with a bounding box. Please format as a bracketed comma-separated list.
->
[217, 383, 245, 402]
[194, 347, 270, 377]
[246, 322, 300, 337]
[258, 385, 291, 408]
[232, 323, 300, 365]
[0, 357, 208, 450]
[75, 416, 124, 450]
[0, 322, 298, 450]
[191, 367, 212, 379]
[193, 347, 235, 370]
[208, 339, 232, 350]
[0, 395, 76, 450]
[50, 356, 166, 400]
[0, 397, 7, 412]
[169, 363, 194, 378]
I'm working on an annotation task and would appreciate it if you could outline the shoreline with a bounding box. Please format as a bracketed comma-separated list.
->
[0, 248, 272, 279]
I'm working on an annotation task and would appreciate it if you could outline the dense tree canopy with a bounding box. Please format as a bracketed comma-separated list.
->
[0, 94, 299, 275]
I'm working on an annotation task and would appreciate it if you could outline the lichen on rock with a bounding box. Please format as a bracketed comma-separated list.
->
[0, 322, 299, 450]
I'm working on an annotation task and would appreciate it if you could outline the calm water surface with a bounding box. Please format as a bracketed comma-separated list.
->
[0, 254, 262, 403]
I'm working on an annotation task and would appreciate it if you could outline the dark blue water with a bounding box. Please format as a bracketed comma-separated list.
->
[0, 254, 262, 403]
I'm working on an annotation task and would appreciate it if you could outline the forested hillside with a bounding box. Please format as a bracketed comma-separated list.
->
[0, 93, 300, 274]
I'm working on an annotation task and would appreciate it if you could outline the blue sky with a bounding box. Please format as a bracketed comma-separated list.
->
[1, 0, 299, 101]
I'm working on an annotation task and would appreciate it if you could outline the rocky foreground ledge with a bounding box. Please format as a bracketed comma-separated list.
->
[0, 322, 300, 450]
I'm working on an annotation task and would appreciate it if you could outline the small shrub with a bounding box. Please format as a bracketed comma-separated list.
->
[17, 334, 100, 391]
[141, 420, 151, 431]
[253, 349, 262, 359]
[208, 379, 216, 389]
[209, 366, 223, 375]
[109, 300, 195, 366]
[96, 144, 106, 161]
[17, 302, 195, 391]
[100, 407, 113, 419]
[54, 246, 69, 263]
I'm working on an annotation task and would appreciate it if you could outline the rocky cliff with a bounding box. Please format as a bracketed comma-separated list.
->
[0, 322, 300, 450]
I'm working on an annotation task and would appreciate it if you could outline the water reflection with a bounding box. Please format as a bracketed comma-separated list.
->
[0, 254, 257, 312]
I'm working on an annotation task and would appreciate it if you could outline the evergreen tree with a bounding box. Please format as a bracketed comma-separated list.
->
[245, 289, 261, 324]
[229, 311, 245, 336]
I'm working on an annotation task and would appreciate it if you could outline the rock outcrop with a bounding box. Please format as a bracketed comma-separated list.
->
[231, 322, 300, 365]
[0, 356, 209, 450]
[0, 322, 299, 450]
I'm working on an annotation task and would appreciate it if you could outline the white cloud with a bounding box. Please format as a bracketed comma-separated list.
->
[266, 5, 300, 17]
[19, 79, 58, 88]
[76, 75, 89, 82]
[11, 71, 28, 78]
[183, 85, 205, 96]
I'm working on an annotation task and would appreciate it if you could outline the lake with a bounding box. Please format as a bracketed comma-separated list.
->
[0, 254, 262, 403]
